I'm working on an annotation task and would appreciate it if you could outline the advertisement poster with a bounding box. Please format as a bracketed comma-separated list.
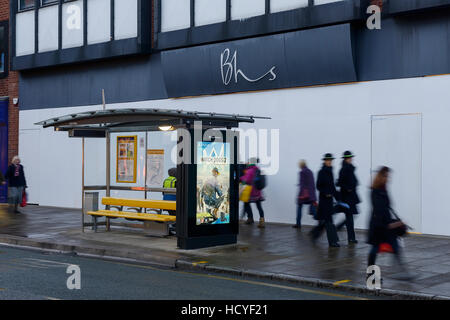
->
[146, 149, 164, 187]
[117, 136, 137, 183]
[196, 141, 230, 225]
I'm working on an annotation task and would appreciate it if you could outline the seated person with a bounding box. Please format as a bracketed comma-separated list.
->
[163, 168, 177, 216]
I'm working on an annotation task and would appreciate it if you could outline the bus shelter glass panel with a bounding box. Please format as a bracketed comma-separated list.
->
[83, 138, 106, 214]
[146, 131, 178, 201]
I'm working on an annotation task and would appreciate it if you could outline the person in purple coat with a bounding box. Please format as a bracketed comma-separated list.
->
[293, 160, 317, 230]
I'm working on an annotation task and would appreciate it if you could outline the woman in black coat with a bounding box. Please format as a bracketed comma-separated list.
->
[336, 151, 360, 244]
[367, 167, 412, 279]
[310, 153, 340, 247]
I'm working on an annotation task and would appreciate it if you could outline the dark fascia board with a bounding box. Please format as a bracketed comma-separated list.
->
[389, 0, 450, 14]
[155, 0, 363, 51]
[12, 38, 142, 71]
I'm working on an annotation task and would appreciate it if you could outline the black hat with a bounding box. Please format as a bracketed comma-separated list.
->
[342, 151, 355, 158]
[322, 153, 335, 160]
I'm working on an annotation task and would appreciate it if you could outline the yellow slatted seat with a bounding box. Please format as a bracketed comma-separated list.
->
[87, 210, 176, 222]
[102, 197, 176, 211]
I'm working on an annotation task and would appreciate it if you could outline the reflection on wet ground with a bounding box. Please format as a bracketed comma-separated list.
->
[0, 205, 450, 297]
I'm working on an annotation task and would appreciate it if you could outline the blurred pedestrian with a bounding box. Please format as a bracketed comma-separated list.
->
[238, 162, 248, 220]
[309, 153, 340, 247]
[293, 160, 317, 230]
[336, 151, 360, 244]
[5, 156, 27, 214]
[367, 166, 412, 280]
[240, 157, 265, 228]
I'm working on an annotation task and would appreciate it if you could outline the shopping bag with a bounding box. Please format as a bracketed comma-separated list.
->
[239, 184, 252, 203]
[378, 242, 394, 253]
[20, 190, 27, 207]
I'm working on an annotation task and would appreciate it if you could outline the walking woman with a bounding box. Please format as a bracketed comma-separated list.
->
[368, 166, 412, 280]
[293, 160, 317, 229]
[240, 158, 265, 228]
[336, 151, 360, 244]
[310, 153, 340, 247]
[5, 156, 27, 213]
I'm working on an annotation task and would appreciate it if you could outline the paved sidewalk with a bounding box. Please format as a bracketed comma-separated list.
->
[0, 205, 449, 299]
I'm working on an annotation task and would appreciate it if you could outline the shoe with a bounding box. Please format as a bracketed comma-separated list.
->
[258, 218, 265, 228]
[14, 210, 21, 214]
[292, 225, 301, 229]
[329, 243, 340, 248]
[349, 239, 358, 244]
[245, 218, 254, 225]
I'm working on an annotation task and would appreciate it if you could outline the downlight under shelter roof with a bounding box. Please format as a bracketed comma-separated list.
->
[35, 108, 270, 136]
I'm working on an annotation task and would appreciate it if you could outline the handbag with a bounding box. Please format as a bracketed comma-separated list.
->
[298, 188, 310, 201]
[389, 208, 410, 237]
[20, 190, 27, 207]
[239, 184, 252, 203]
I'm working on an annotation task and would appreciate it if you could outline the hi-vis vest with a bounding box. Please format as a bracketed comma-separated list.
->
[163, 176, 177, 188]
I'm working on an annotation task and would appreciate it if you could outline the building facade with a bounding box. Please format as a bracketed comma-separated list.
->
[11, 0, 450, 236]
[1, 0, 19, 203]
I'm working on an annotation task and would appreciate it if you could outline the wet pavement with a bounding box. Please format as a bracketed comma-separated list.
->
[0, 205, 449, 298]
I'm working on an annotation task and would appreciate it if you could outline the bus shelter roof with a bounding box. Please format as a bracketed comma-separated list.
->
[35, 108, 269, 136]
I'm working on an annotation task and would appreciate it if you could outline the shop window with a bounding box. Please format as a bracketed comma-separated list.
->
[18, 0, 35, 11]
[0, 23, 8, 78]
[41, 0, 59, 6]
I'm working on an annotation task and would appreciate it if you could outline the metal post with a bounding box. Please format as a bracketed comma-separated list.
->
[144, 131, 148, 201]
[81, 137, 85, 232]
[106, 131, 111, 231]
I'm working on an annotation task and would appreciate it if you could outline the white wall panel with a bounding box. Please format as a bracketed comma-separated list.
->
[195, 0, 226, 27]
[38, 6, 59, 53]
[88, 0, 111, 45]
[314, 0, 344, 5]
[161, 0, 191, 32]
[271, 0, 308, 13]
[231, 0, 265, 20]
[114, 0, 138, 40]
[19, 75, 450, 236]
[16, 11, 35, 56]
[62, 0, 84, 49]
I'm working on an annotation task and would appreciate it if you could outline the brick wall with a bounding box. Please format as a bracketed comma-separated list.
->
[0, 0, 19, 163]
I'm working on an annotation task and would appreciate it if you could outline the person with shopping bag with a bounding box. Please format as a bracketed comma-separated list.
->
[5, 156, 27, 214]
[240, 158, 265, 228]
[367, 166, 413, 280]
[293, 160, 317, 230]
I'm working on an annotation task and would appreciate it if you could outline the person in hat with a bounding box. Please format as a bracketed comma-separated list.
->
[309, 153, 340, 247]
[335, 151, 360, 244]
[240, 157, 265, 228]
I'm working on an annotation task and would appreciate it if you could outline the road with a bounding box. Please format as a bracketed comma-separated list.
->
[0, 245, 385, 300]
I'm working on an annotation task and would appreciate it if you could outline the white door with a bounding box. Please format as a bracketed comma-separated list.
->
[19, 129, 40, 205]
[371, 114, 422, 233]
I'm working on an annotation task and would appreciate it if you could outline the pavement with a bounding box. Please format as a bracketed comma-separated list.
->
[0, 204, 449, 300]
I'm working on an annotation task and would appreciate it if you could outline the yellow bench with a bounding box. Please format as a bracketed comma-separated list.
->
[87, 197, 176, 235]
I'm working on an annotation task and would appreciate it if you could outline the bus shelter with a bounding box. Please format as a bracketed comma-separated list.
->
[36, 108, 267, 249]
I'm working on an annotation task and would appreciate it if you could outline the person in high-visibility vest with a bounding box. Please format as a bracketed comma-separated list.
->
[163, 168, 177, 216]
